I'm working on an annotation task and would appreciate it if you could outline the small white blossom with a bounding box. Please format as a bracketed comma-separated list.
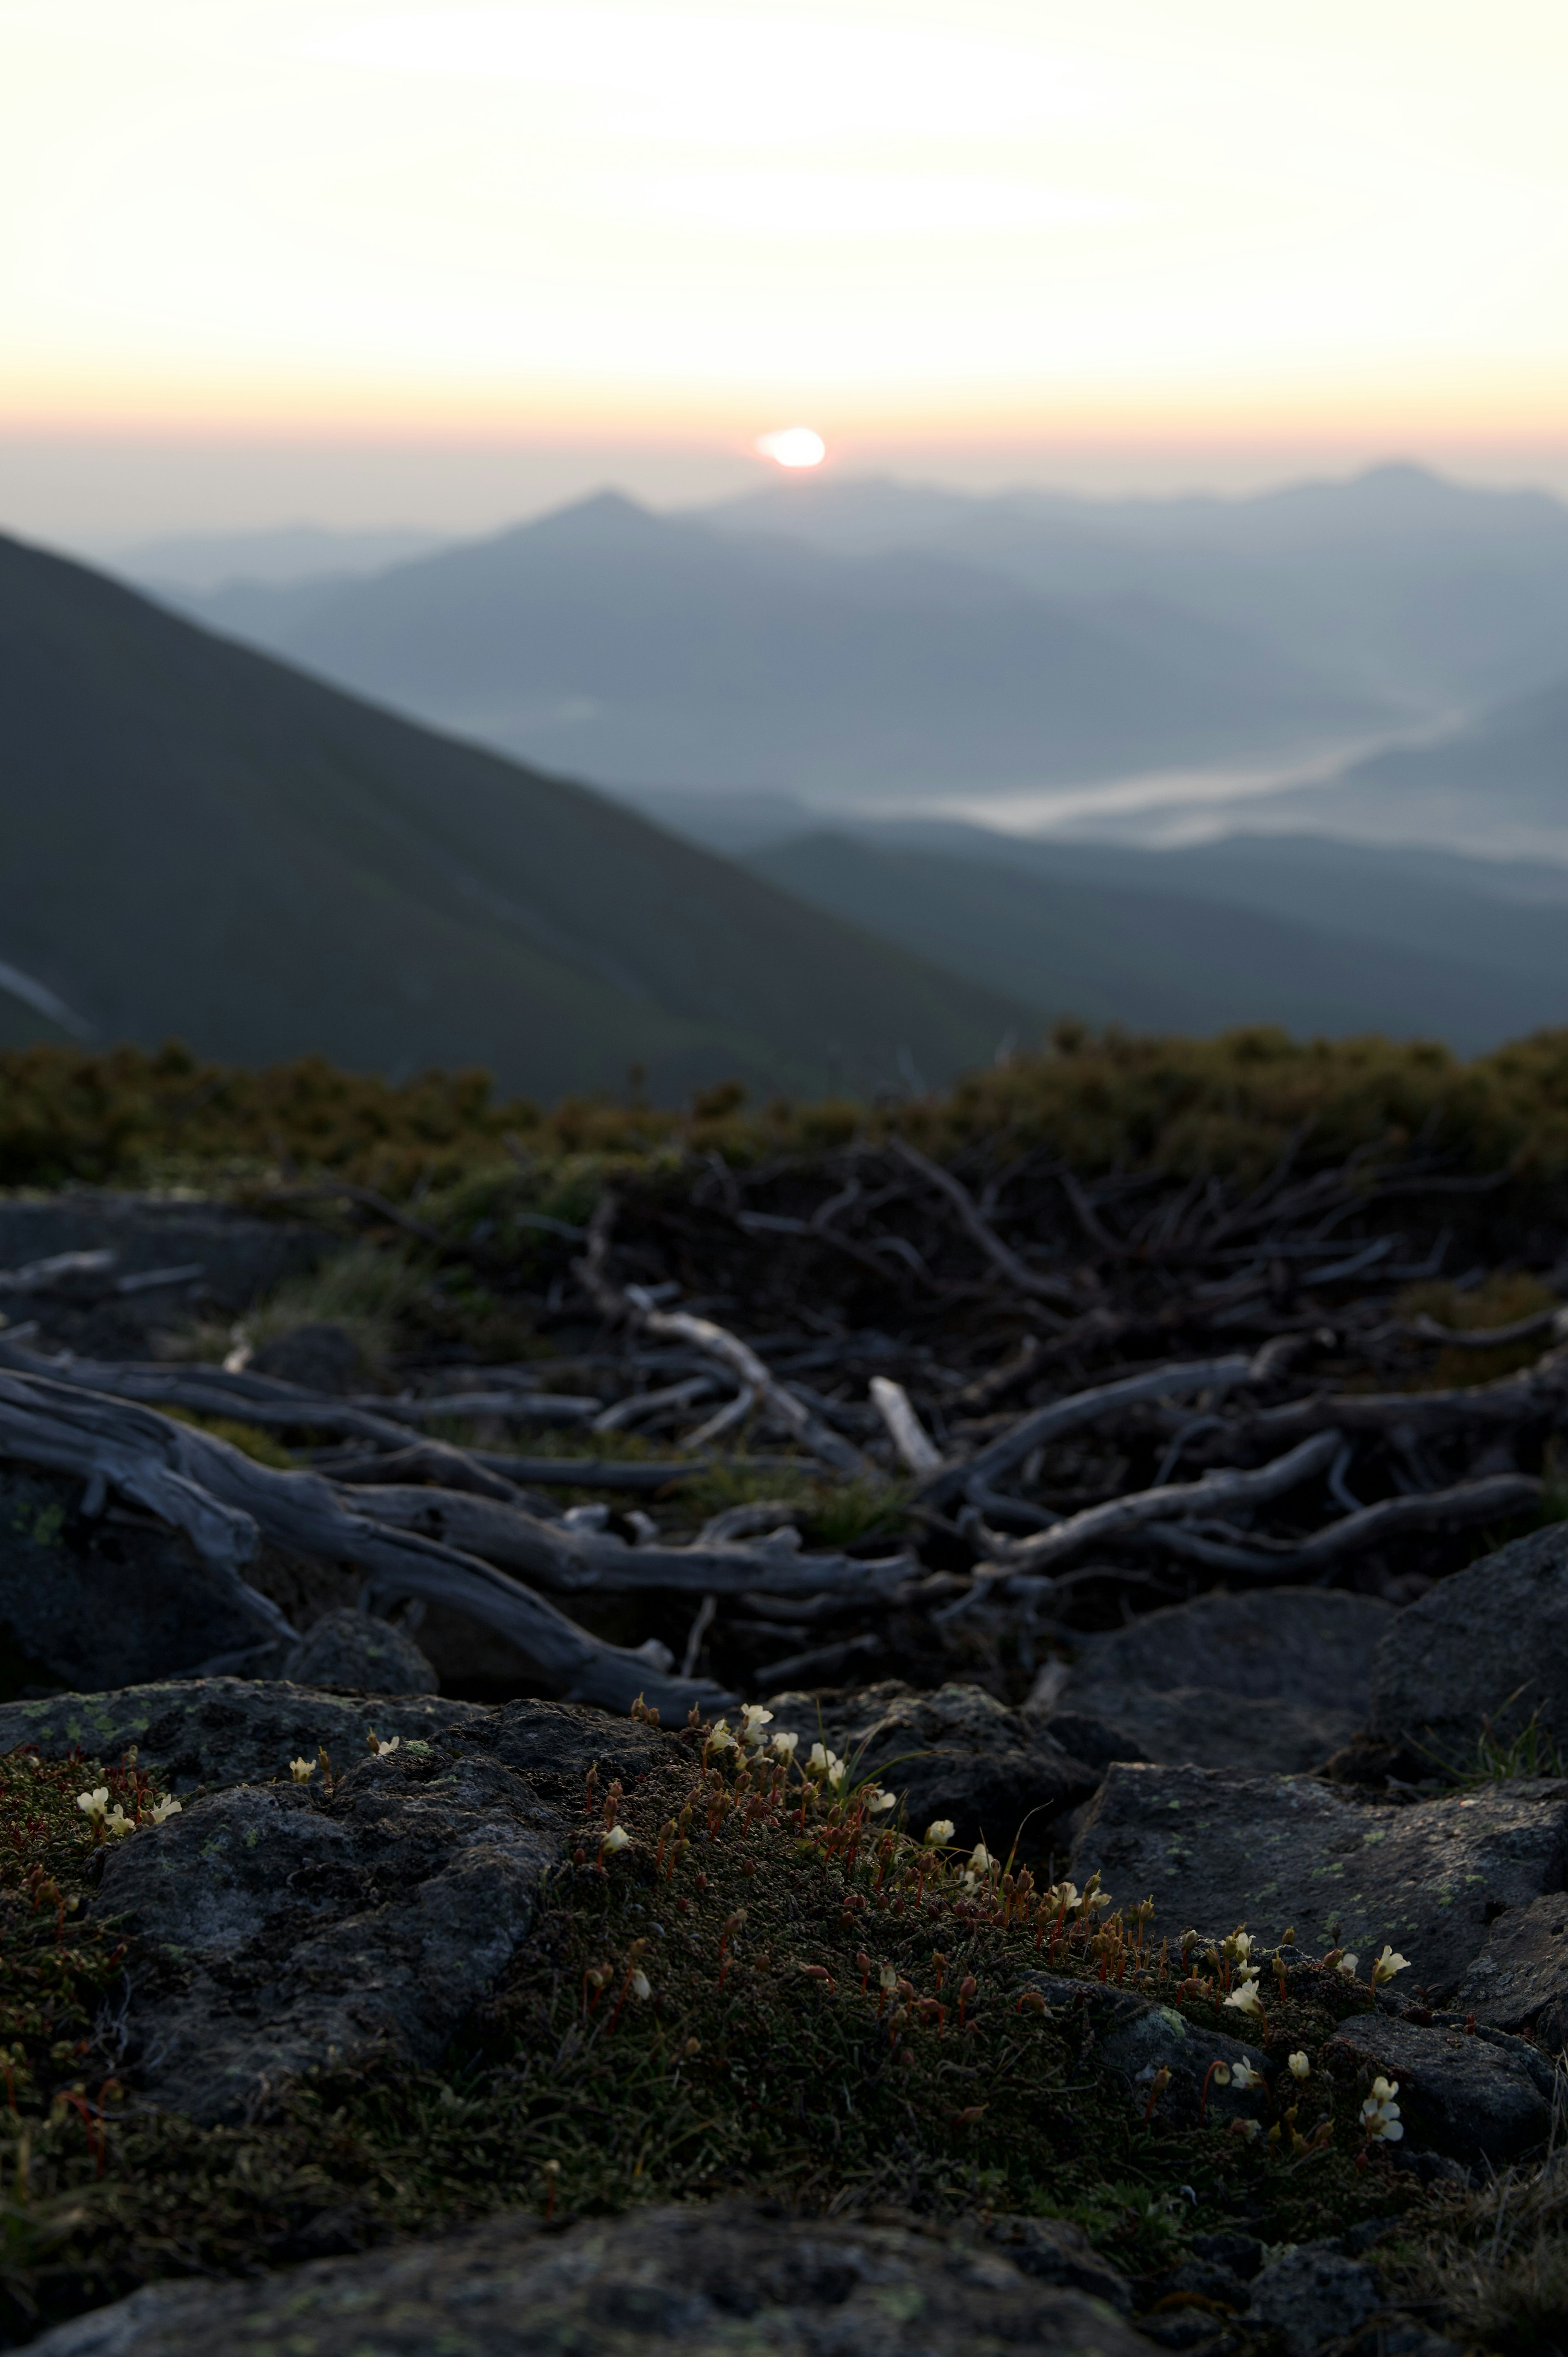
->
[924, 1819, 956, 1848]
[807, 1741, 839, 1779]
[770, 1730, 799, 1762]
[707, 1719, 738, 1755]
[1224, 1980, 1264, 2018]
[739, 1704, 774, 1747]
[1287, 2051, 1311, 2080]
[1223, 1930, 1253, 1965]
[968, 1843, 993, 1875]
[1361, 2075, 1403, 2141]
[289, 1757, 315, 1784]
[879, 1963, 899, 1992]
[1372, 1944, 1411, 1986]
[76, 1788, 110, 1823]
[366, 1732, 400, 1758]
[630, 1969, 651, 2001]
[148, 1796, 182, 1826]
[1228, 2058, 1264, 2089]
[865, 1789, 897, 1814]
[600, 1824, 631, 1855]
[104, 1805, 134, 1839]
[1335, 1951, 1360, 1978]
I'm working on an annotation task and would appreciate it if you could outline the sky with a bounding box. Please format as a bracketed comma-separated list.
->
[3, 0, 1568, 541]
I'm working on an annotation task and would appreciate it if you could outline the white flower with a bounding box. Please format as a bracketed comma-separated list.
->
[707, 1719, 738, 1755]
[739, 1704, 774, 1747]
[289, 1757, 315, 1784]
[366, 1732, 400, 1758]
[924, 1819, 956, 1847]
[969, 1843, 993, 1876]
[104, 1805, 134, 1838]
[879, 1963, 899, 1992]
[1335, 1951, 1360, 1978]
[1228, 2058, 1264, 2089]
[1224, 1980, 1264, 2018]
[1361, 2075, 1403, 2141]
[807, 1741, 837, 1778]
[1051, 1881, 1082, 1916]
[148, 1796, 182, 1826]
[770, 1730, 799, 1762]
[1287, 2051, 1311, 2080]
[1372, 1944, 1411, 1986]
[1223, 1930, 1253, 1965]
[630, 1969, 651, 2001]
[76, 1788, 109, 1823]
[865, 1789, 897, 1814]
[600, 1824, 631, 1854]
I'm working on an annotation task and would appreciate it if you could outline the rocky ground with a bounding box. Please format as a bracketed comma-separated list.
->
[1, 1188, 1567, 2351]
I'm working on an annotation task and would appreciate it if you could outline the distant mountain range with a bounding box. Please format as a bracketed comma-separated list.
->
[0, 532, 1033, 1099]
[140, 489, 1388, 802]
[700, 462, 1568, 709]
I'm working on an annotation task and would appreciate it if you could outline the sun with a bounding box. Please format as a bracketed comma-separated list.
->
[756, 426, 826, 470]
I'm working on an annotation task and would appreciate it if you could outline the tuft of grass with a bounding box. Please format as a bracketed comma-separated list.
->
[237, 1240, 433, 1371]
[1421, 1695, 1566, 1787]
[1384, 2139, 1568, 2355]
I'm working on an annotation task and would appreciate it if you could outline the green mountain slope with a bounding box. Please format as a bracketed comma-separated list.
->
[744, 831, 1564, 1052]
[0, 534, 1032, 1100]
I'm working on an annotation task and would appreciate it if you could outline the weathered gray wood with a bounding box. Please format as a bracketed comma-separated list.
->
[983, 1430, 1341, 1573]
[338, 1482, 912, 1601]
[0, 1369, 734, 1717]
[921, 1345, 1279, 1505]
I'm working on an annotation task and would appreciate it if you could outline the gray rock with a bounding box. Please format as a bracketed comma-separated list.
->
[0, 1677, 483, 1790]
[1452, 1892, 1568, 2050]
[1369, 1523, 1568, 1764]
[763, 1679, 1098, 1858]
[27, 2200, 1158, 2357]
[982, 2213, 1135, 2312]
[1246, 2244, 1379, 2356]
[1047, 1590, 1393, 1776]
[1322, 2008, 1554, 2163]
[250, 1322, 361, 1395]
[1060, 1588, 1394, 1712]
[100, 1747, 560, 2123]
[0, 1465, 275, 1691]
[1049, 1685, 1358, 1776]
[283, 1607, 437, 1695]
[1070, 1763, 1568, 1998]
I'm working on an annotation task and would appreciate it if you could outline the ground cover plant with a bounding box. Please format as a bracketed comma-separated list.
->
[0, 1709, 1437, 2346]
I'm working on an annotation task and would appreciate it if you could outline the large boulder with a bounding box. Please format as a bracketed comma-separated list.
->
[1047, 1589, 1394, 1775]
[0, 1676, 482, 1789]
[1320, 2010, 1555, 2164]
[100, 1747, 560, 2123]
[28, 2201, 1158, 2357]
[0, 1465, 278, 1692]
[1070, 1762, 1568, 1999]
[763, 1679, 1098, 1857]
[1368, 1523, 1568, 1766]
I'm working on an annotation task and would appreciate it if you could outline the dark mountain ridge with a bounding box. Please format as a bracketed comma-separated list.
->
[0, 531, 1031, 1100]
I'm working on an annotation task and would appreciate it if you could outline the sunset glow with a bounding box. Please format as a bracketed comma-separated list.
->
[2, 0, 1568, 522]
